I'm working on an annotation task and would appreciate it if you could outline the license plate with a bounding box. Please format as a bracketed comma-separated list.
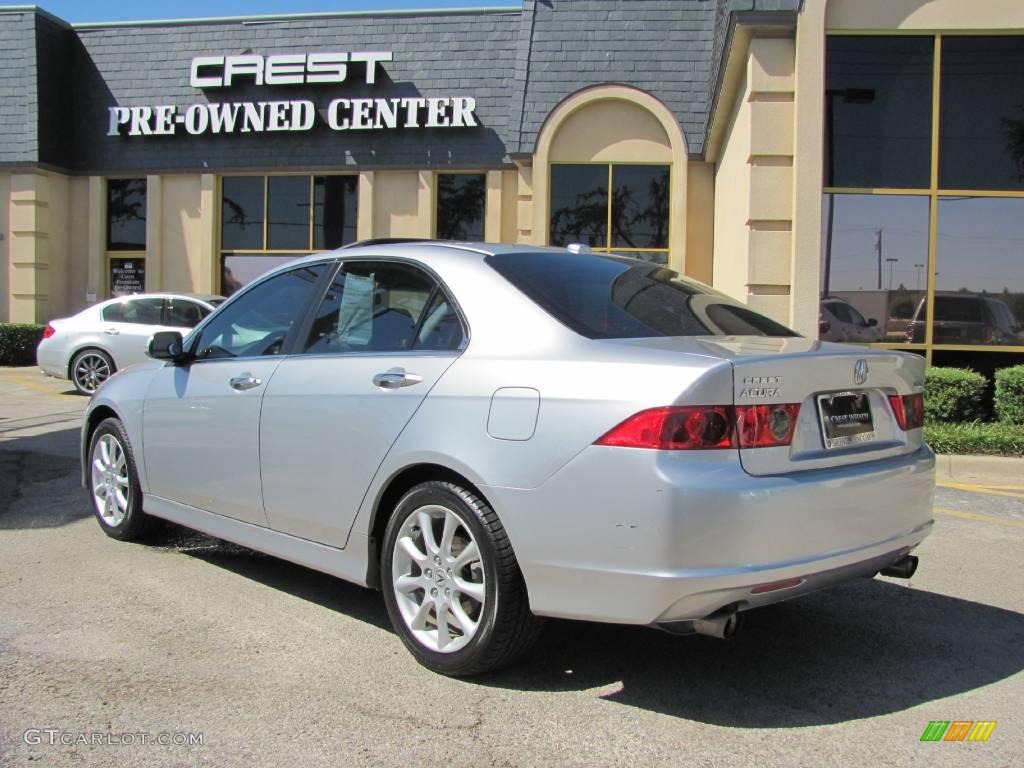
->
[817, 391, 875, 449]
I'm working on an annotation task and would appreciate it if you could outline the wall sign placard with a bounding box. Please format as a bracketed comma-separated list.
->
[107, 51, 479, 138]
[110, 259, 145, 295]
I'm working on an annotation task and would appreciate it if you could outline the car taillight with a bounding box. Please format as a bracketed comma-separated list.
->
[888, 392, 925, 430]
[42, 324, 56, 339]
[735, 404, 801, 448]
[594, 404, 801, 451]
[819, 320, 831, 336]
[594, 406, 734, 450]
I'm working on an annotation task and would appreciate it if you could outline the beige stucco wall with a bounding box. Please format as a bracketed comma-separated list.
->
[65, 177, 90, 316]
[826, 0, 1024, 30]
[372, 171, 429, 238]
[713, 76, 752, 303]
[160, 175, 205, 294]
[685, 161, 714, 285]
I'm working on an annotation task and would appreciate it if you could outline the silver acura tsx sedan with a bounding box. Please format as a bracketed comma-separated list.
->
[81, 242, 934, 676]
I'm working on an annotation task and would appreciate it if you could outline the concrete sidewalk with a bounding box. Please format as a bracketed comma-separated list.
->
[934, 453, 1024, 486]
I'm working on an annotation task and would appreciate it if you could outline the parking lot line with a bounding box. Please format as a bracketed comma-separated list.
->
[936, 481, 1024, 500]
[933, 506, 1024, 529]
[3, 374, 79, 400]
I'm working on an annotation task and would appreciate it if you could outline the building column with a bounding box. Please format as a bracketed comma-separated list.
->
[8, 173, 51, 323]
[145, 175, 163, 291]
[357, 171, 374, 239]
[744, 37, 797, 324]
[198, 174, 217, 293]
[515, 162, 534, 245]
[790, 0, 828, 336]
[484, 170, 503, 242]
[417, 171, 436, 238]
[86, 176, 105, 304]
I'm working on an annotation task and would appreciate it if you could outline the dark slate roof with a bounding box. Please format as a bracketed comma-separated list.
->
[0, 10, 39, 164]
[0, 0, 800, 173]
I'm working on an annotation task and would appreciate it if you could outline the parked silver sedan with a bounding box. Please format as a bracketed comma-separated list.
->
[37, 293, 224, 394]
[80, 243, 934, 676]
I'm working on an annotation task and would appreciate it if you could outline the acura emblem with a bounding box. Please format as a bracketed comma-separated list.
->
[853, 359, 869, 385]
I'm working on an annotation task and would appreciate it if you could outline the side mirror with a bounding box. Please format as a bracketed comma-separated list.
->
[147, 331, 188, 363]
[867, 318, 878, 327]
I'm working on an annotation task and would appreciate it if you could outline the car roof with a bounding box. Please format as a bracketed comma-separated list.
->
[99, 292, 224, 306]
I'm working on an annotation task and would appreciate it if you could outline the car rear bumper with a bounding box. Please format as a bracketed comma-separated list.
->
[483, 444, 935, 625]
[36, 342, 66, 378]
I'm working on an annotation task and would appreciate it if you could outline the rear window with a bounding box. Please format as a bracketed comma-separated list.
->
[935, 296, 984, 323]
[487, 251, 798, 340]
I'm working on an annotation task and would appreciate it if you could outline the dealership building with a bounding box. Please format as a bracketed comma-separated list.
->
[1, 0, 1022, 364]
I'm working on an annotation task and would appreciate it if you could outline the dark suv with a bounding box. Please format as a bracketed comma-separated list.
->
[905, 294, 1022, 344]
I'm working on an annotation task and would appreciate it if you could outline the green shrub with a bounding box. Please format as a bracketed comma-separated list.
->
[0, 323, 46, 366]
[924, 367, 988, 422]
[925, 421, 1024, 457]
[994, 365, 1024, 425]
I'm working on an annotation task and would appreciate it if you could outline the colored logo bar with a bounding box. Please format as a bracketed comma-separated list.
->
[920, 721, 996, 742]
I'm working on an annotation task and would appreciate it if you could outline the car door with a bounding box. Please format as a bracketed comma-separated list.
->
[260, 259, 467, 547]
[142, 263, 328, 525]
[101, 297, 168, 368]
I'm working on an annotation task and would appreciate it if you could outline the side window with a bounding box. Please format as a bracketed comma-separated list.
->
[304, 262, 439, 355]
[195, 265, 325, 360]
[106, 298, 164, 325]
[415, 291, 465, 351]
[165, 299, 209, 328]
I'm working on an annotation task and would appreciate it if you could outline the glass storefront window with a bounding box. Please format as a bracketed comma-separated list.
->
[932, 197, 1024, 346]
[221, 174, 358, 296]
[550, 164, 608, 248]
[267, 176, 311, 250]
[610, 165, 669, 250]
[939, 37, 1024, 191]
[436, 174, 486, 241]
[314, 176, 358, 250]
[820, 194, 930, 344]
[107, 178, 146, 251]
[221, 176, 264, 251]
[550, 163, 670, 264]
[824, 36, 933, 189]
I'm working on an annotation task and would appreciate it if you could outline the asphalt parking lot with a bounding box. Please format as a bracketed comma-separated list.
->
[0, 366, 1021, 768]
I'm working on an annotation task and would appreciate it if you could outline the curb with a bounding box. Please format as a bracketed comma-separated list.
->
[934, 453, 1024, 485]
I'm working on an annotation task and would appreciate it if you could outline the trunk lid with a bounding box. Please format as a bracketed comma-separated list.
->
[697, 337, 926, 475]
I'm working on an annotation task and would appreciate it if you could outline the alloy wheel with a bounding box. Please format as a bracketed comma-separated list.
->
[74, 353, 112, 394]
[91, 433, 130, 527]
[391, 504, 486, 654]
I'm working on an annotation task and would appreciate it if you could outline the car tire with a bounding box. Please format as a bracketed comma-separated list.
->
[87, 417, 155, 542]
[71, 348, 115, 396]
[381, 480, 542, 676]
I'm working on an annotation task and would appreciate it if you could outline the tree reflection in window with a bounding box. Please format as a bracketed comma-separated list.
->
[550, 164, 669, 260]
[437, 174, 486, 241]
[107, 179, 146, 251]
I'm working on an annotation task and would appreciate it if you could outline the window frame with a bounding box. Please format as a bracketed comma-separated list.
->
[823, 30, 1024, 359]
[548, 161, 672, 264]
[218, 173, 359, 297]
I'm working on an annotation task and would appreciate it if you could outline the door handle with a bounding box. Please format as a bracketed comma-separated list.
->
[229, 374, 263, 391]
[104, 328, 120, 336]
[373, 369, 423, 390]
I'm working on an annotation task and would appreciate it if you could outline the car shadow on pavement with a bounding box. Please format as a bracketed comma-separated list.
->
[0, 429, 85, 525]
[165, 526, 1024, 728]
[483, 578, 1024, 727]
[163, 524, 394, 632]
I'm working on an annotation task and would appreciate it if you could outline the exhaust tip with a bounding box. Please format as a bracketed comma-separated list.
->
[692, 610, 743, 640]
[880, 554, 919, 579]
